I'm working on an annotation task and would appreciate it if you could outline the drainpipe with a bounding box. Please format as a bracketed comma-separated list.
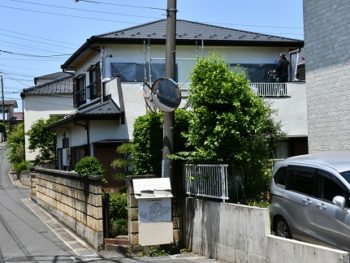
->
[100, 46, 105, 102]
[74, 120, 91, 155]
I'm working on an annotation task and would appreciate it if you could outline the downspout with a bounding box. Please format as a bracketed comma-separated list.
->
[100, 46, 105, 102]
[74, 120, 91, 155]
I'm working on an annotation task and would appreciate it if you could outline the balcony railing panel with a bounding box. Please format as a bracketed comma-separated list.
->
[250, 82, 288, 97]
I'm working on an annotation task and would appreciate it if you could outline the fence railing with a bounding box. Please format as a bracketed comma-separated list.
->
[250, 82, 288, 97]
[184, 164, 229, 202]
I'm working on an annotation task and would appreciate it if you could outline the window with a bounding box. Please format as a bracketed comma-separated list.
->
[287, 166, 315, 196]
[274, 167, 287, 188]
[317, 170, 347, 204]
[230, 63, 276, 82]
[88, 63, 101, 100]
[73, 74, 86, 107]
[111, 62, 178, 82]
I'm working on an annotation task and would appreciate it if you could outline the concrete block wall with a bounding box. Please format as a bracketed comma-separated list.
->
[185, 198, 350, 263]
[304, 1, 350, 152]
[31, 167, 104, 250]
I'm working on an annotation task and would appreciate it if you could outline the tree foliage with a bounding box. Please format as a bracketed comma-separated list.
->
[7, 123, 25, 164]
[74, 156, 104, 177]
[27, 116, 59, 162]
[132, 109, 191, 175]
[187, 53, 284, 196]
[110, 142, 135, 180]
[7, 123, 29, 174]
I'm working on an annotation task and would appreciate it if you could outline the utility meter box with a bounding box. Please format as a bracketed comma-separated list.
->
[132, 178, 173, 246]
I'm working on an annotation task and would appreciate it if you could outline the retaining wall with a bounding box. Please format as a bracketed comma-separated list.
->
[185, 197, 350, 263]
[31, 167, 104, 250]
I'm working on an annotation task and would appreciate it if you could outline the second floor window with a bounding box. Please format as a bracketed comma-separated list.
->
[73, 74, 86, 107]
[88, 63, 101, 100]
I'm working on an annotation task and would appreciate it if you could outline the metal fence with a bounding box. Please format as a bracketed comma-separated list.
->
[184, 164, 229, 202]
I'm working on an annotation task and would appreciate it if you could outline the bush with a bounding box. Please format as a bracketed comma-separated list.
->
[13, 160, 30, 175]
[110, 219, 128, 236]
[109, 192, 128, 220]
[74, 156, 104, 177]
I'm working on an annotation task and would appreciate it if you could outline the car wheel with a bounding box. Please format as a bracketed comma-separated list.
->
[273, 217, 292, 238]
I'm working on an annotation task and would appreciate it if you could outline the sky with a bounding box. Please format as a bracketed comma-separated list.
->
[0, 0, 304, 112]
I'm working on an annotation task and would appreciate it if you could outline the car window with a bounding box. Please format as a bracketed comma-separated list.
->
[340, 170, 350, 184]
[287, 166, 315, 196]
[274, 167, 287, 188]
[317, 170, 347, 204]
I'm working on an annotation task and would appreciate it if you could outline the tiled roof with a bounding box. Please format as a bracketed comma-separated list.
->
[48, 99, 121, 130]
[96, 19, 303, 44]
[22, 74, 73, 97]
[78, 99, 121, 116]
[34, 72, 72, 85]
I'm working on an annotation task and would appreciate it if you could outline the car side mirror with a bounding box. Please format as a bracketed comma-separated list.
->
[333, 195, 346, 209]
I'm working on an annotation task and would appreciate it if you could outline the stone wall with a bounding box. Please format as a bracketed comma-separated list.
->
[31, 167, 104, 250]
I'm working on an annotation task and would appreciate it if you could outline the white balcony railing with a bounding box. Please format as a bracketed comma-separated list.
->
[250, 82, 288, 97]
[179, 82, 288, 98]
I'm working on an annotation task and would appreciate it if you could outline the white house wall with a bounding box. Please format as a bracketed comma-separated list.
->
[24, 95, 73, 161]
[89, 119, 127, 143]
[120, 83, 147, 140]
[70, 125, 88, 147]
[265, 82, 307, 137]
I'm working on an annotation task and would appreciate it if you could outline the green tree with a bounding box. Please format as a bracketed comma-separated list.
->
[132, 109, 191, 175]
[187, 53, 284, 197]
[27, 116, 59, 163]
[133, 112, 163, 175]
[7, 123, 28, 174]
[110, 142, 135, 180]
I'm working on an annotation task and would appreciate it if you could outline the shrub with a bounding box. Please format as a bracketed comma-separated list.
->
[74, 156, 104, 177]
[13, 160, 30, 175]
[110, 219, 128, 236]
[109, 192, 128, 220]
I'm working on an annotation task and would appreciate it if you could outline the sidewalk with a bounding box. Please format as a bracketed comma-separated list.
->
[9, 170, 221, 263]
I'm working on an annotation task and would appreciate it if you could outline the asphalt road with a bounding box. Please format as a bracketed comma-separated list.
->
[0, 144, 77, 262]
[0, 143, 220, 263]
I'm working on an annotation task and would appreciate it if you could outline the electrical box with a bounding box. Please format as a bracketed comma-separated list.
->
[132, 178, 173, 246]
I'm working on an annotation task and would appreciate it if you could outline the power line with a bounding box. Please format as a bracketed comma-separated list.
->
[74, 0, 165, 11]
[10, 0, 163, 20]
[0, 38, 73, 54]
[0, 27, 78, 46]
[0, 32, 74, 50]
[0, 4, 140, 24]
[0, 49, 71, 58]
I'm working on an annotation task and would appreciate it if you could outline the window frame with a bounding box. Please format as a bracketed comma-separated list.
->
[73, 74, 86, 107]
[88, 63, 101, 100]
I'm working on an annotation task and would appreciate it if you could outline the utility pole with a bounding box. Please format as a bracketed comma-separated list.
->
[163, 0, 177, 180]
[1, 75, 4, 125]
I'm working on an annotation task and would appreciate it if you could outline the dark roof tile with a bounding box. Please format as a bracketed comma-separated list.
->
[22, 74, 73, 97]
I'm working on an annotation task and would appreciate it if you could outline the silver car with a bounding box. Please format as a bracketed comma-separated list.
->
[270, 152, 350, 251]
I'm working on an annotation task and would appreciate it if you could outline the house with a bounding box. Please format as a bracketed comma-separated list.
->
[50, 19, 304, 183]
[21, 72, 74, 162]
[303, 1, 350, 152]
